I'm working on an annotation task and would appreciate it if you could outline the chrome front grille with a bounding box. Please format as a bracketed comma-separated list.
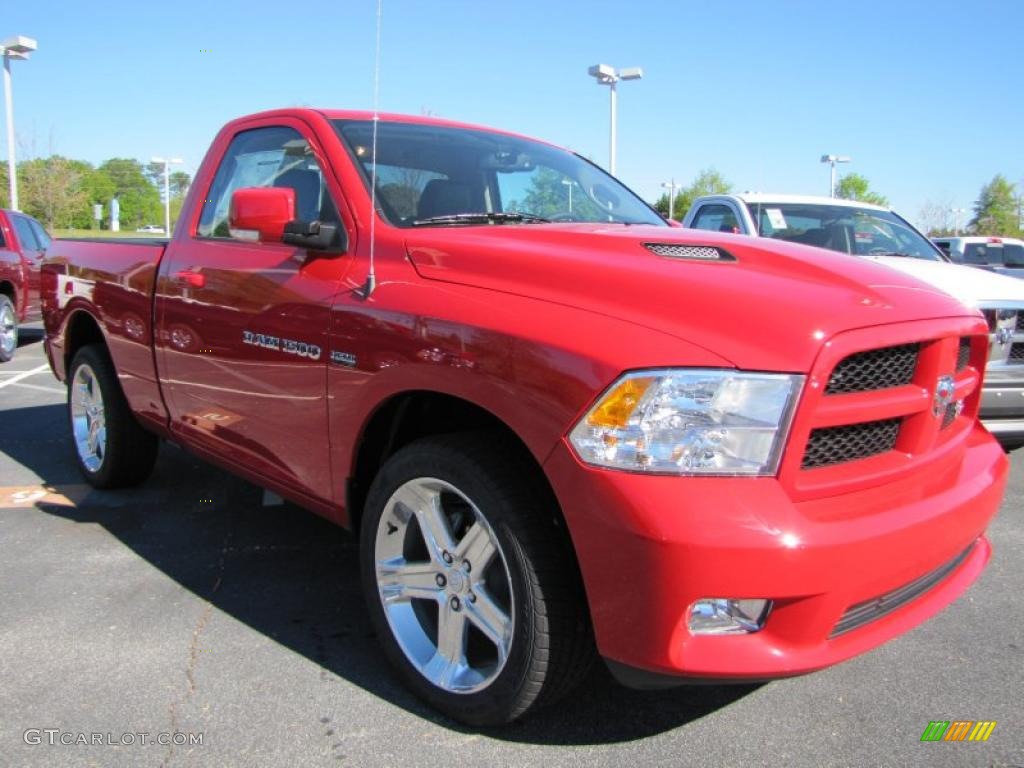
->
[825, 344, 920, 394]
[830, 543, 976, 638]
[802, 418, 901, 469]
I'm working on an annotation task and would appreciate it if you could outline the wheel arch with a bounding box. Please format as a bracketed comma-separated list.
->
[64, 309, 107, 372]
[0, 279, 15, 306]
[347, 390, 563, 537]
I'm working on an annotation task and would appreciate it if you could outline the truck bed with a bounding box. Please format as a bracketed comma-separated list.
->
[42, 237, 169, 433]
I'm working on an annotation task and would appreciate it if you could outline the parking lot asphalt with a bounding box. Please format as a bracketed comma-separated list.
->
[1, 325, 1022, 768]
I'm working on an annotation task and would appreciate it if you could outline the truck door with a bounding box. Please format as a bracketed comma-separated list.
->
[154, 121, 351, 501]
[9, 213, 45, 321]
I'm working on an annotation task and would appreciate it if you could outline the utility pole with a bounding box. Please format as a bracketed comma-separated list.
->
[661, 178, 681, 220]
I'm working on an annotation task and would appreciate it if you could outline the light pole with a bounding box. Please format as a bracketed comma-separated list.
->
[820, 154, 851, 198]
[151, 156, 183, 236]
[561, 178, 574, 213]
[661, 178, 681, 220]
[1, 35, 37, 212]
[950, 207, 967, 236]
[587, 64, 643, 176]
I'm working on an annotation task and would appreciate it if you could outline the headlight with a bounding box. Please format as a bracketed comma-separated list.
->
[569, 369, 803, 475]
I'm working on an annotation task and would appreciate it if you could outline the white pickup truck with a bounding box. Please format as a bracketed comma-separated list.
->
[683, 193, 1024, 449]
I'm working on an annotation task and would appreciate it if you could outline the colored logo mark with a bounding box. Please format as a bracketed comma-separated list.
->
[920, 720, 996, 742]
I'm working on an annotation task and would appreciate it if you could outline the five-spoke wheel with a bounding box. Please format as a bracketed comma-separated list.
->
[360, 434, 594, 725]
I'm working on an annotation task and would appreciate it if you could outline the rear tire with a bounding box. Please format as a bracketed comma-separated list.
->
[359, 433, 594, 725]
[0, 294, 17, 363]
[67, 344, 159, 488]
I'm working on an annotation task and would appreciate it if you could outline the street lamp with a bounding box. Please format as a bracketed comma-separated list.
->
[561, 178, 574, 213]
[820, 154, 851, 198]
[1, 35, 37, 212]
[151, 156, 183, 236]
[587, 63, 643, 176]
[950, 207, 967, 236]
[661, 178, 681, 220]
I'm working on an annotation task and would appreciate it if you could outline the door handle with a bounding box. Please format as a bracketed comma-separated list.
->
[174, 270, 206, 288]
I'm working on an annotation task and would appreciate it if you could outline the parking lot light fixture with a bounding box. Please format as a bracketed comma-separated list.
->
[950, 207, 967, 236]
[1, 35, 38, 212]
[588, 64, 643, 176]
[661, 178, 681, 220]
[820, 154, 851, 198]
[151, 156, 183, 236]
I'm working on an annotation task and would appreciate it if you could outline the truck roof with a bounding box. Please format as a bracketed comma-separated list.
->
[229, 108, 561, 150]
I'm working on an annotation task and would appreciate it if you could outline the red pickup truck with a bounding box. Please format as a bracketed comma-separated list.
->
[41, 109, 1007, 725]
[0, 208, 50, 361]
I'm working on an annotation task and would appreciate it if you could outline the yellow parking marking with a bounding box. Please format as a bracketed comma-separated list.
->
[0, 484, 88, 508]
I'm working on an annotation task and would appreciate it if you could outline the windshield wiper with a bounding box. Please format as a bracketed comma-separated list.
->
[869, 251, 915, 258]
[411, 212, 550, 226]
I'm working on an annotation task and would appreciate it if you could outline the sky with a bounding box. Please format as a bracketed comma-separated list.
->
[3, 0, 1023, 228]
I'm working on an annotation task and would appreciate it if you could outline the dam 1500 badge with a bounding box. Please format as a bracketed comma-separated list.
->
[242, 331, 321, 361]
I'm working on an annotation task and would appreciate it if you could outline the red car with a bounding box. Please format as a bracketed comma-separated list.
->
[40, 109, 1008, 725]
[0, 208, 50, 362]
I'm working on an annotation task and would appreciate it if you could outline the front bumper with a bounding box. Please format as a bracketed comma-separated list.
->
[980, 368, 1024, 444]
[544, 422, 1007, 682]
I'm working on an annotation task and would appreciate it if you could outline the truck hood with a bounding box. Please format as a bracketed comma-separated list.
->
[866, 255, 1024, 308]
[404, 225, 975, 372]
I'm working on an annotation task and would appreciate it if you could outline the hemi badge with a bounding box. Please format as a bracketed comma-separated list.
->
[331, 351, 357, 368]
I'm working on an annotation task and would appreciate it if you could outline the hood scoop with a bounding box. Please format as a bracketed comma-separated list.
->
[643, 242, 737, 262]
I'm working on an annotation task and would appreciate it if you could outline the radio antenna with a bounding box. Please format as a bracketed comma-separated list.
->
[360, 0, 383, 299]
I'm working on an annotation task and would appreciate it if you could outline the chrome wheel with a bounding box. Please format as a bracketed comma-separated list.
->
[0, 299, 16, 358]
[374, 477, 515, 694]
[70, 363, 107, 473]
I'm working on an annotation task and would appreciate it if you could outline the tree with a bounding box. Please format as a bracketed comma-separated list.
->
[169, 170, 191, 198]
[653, 168, 732, 220]
[18, 156, 89, 230]
[100, 158, 162, 229]
[835, 173, 888, 206]
[969, 174, 1021, 236]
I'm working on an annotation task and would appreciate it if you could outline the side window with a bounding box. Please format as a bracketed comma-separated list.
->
[691, 204, 739, 233]
[29, 219, 51, 250]
[11, 216, 40, 251]
[197, 126, 340, 238]
[932, 240, 951, 256]
[963, 244, 991, 265]
[0, 224, 6, 247]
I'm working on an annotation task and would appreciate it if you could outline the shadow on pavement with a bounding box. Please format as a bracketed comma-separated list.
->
[2, 400, 759, 744]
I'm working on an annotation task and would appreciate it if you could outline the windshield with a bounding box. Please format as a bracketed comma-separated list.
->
[744, 202, 946, 261]
[333, 119, 665, 228]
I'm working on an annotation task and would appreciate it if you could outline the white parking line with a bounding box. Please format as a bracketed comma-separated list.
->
[0, 364, 50, 389]
[10, 381, 65, 395]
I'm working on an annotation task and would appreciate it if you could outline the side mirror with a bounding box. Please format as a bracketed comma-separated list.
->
[229, 187, 295, 243]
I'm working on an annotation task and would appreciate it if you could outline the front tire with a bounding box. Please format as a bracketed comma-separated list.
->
[360, 433, 594, 725]
[0, 294, 17, 363]
[68, 344, 159, 488]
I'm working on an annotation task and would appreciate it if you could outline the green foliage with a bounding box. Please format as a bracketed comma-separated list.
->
[169, 171, 192, 198]
[835, 173, 888, 206]
[100, 158, 162, 229]
[654, 168, 732, 220]
[18, 156, 89, 230]
[511, 167, 604, 220]
[970, 175, 1021, 236]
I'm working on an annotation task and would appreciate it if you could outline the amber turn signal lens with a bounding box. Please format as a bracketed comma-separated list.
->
[586, 376, 656, 429]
